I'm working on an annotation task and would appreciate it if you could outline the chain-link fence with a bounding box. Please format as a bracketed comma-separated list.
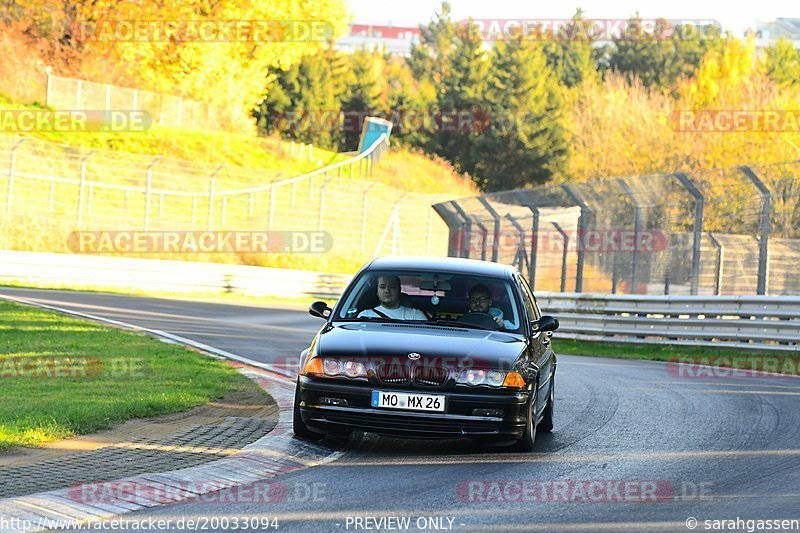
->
[0, 133, 452, 268]
[434, 162, 800, 296]
[45, 74, 236, 132]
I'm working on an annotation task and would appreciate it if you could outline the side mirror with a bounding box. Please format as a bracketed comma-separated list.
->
[309, 300, 332, 319]
[532, 315, 559, 333]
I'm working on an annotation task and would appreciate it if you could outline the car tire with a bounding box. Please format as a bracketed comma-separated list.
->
[508, 387, 537, 452]
[292, 381, 325, 441]
[538, 377, 554, 433]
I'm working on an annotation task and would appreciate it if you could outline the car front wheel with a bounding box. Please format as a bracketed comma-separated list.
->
[292, 380, 324, 440]
[508, 387, 537, 452]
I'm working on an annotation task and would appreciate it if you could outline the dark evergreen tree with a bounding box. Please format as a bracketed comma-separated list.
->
[765, 38, 800, 86]
[475, 37, 568, 190]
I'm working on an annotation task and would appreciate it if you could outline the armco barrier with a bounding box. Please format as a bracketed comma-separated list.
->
[1, 250, 797, 351]
[0, 250, 351, 299]
[537, 292, 800, 352]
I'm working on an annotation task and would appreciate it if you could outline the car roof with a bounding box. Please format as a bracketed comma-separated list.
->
[364, 256, 518, 279]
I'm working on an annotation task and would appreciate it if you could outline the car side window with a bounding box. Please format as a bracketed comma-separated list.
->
[515, 274, 540, 323]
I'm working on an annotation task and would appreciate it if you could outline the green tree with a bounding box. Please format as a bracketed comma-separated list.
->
[340, 49, 388, 149]
[475, 37, 568, 190]
[764, 38, 800, 86]
[407, 1, 457, 89]
[428, 22, 489, 178]
[542, 9, 599, 88]
[253, 44, 346, 149]
[608, 15, 723, 89]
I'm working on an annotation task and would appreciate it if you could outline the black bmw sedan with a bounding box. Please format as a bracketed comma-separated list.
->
[293, 257, 558, 451]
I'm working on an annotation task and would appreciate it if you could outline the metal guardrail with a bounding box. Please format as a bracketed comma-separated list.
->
[0, 251, 352, 299]
[538, 292, 800, 352]
[2, 251, 797, 351]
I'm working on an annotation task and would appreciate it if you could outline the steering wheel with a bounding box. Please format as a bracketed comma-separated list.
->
[457, 311, 500, 329]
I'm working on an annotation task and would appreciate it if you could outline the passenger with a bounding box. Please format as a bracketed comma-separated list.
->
[358, 275, 426, 320]
[467, 283, 512, 328]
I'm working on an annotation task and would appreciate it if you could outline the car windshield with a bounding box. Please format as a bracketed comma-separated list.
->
[335, 270, 523, 332]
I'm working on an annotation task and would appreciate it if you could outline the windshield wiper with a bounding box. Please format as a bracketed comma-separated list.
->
[428, 319, 493, 331]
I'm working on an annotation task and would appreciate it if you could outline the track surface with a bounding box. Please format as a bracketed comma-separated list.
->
[3, 287, 800, 532]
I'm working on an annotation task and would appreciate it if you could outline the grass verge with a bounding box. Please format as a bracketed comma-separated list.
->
[555, 338, 795, 368]
[0, 299, 253, 450]
[0, 281, 329, 308]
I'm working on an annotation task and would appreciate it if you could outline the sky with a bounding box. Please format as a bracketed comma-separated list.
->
[345, 0, 798, 37]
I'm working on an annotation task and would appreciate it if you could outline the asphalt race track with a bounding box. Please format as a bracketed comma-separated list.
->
[3, 287, 800, 532]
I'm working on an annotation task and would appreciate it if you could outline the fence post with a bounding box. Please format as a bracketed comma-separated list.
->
[551, 222, 569, 292]
[560, 184, 591, 293]
[477, 196, 502, 263]
[45, 69, 52, 107]
[268, 183, 277, 232]
[673, 172, 704, 295]
[76, 150, 95, 229]
[738, 166, 771, 295]
[432, 202, 467, 258]
[617, 178, 642, 294]
[450, 201, 473, 259]
[318, 178, 332, 231]
[707, 232, 724, 295]
[207, 165, 224, 231]
[510, 191, 540, 289]
[143, 157, 160, 232]
[426, 208, 434, 256]
[505, 214, 529, 276]
[360, 183, 378, 255]
[5, 138, 28, 214]
[177, 97, 183, 128]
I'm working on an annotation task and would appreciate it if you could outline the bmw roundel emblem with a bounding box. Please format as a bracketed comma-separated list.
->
[408, 352, 421, 360]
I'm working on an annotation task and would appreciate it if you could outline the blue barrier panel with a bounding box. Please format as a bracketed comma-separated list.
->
[358, 117, 392, 153]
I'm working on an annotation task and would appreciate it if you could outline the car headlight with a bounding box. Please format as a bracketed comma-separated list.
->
[343, 361, 366, 378]
[457, 369, 526, 388]
[303, 357, 367, 379]
[486, 370, 505, 387]
[323, 359, 340, 376]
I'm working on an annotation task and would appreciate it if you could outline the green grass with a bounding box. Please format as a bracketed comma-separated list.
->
[0, 281, 327, 308]
[0, 299, 252, 450]
[555, 338, 794, 368]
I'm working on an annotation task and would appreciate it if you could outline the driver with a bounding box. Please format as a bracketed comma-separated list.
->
[468, 284, 512, 328]
[358, 275, 426, 320]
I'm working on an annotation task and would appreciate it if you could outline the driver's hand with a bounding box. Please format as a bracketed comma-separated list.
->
[493, 316, 503, 326]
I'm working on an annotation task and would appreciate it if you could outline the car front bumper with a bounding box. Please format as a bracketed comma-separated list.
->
[297, 376, 530, 442]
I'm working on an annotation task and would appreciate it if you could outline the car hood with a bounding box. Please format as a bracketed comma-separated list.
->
[318, 322, 526, 368]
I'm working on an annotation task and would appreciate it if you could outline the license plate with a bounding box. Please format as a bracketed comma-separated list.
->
[371, 390, 445, 412]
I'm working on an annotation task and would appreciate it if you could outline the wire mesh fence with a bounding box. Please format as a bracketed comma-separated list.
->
[434, 162, 800, 296]
[0, 133, 451, 270]
[45, 74, 236, 132]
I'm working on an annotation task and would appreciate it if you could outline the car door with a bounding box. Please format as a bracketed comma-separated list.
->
[515, 274, 553, 415]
